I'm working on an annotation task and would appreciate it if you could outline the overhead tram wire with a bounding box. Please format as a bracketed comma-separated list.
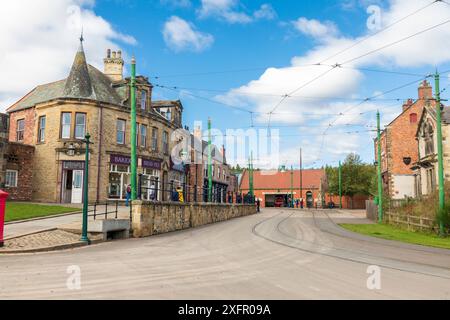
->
[266, 13, 450, 132]
[340, 17, 450, 65]
[154, 83, 413, 117]
[318, 0, 439, 64]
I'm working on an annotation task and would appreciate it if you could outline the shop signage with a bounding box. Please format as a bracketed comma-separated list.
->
[63, 161, 85, 171]
[110, 154, 131, 166]
[142, 158, 162, 170]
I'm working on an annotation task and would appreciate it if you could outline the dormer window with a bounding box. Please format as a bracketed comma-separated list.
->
[141, 90, 147, 110]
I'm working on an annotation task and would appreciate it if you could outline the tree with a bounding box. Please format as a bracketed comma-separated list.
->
[326, 153, 376, 205]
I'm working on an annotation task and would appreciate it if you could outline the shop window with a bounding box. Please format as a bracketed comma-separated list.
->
[410, 113, 418, 123]
[5, 170, 18, 187]
[16, 119, 25, 142]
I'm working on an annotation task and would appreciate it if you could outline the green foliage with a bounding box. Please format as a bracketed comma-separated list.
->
[5, 203, 80, 222]
[340, 223, 450, 249]
[326, 153, 376, 197]
[436, 203, 450, 233]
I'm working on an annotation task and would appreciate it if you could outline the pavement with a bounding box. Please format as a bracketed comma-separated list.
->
[3, 205, 131, 239]
[0, 208, 449, 299]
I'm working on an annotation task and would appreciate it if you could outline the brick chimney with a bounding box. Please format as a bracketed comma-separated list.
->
[402, 99, 414, 112]
[418, 80, 432, 101]
[104, 49, 124, 82]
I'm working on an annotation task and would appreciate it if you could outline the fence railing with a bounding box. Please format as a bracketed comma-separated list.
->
[137, 180, 255, 205]
[384, 212, 437, 233]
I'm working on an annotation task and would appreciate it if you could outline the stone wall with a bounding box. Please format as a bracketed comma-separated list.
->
[131, 201, 257, 238]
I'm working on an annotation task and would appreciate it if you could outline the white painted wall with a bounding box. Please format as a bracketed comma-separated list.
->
[392, 175, 415, 199]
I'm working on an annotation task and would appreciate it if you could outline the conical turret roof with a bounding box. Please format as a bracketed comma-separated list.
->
[63, 37, 93, 98]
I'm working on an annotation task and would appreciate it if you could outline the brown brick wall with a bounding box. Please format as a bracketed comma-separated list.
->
[3, 143, 35, 201]
[8, 108, 35, 145]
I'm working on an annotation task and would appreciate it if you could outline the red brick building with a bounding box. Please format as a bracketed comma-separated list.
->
[374, 80, 434, 199]
[239, 168, 367, 209]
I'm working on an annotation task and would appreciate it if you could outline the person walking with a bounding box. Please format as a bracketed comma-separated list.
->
[125, 184, 132, 207]
[256, 198, 261, 213]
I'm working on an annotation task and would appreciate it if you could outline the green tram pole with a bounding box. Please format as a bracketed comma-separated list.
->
[208, 118, 213, 202]
[81, 133, 91, 244]
[338, 161, 342, 209]
[130, 57, 138, 200]
[291, 165, 294, 208]
[249, 152, 254, 200]
[435, 71, 446, 236]
[377, 110, 383, 223]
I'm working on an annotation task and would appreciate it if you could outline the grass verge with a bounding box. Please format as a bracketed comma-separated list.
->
[5, 203, 80, 222]
[340, 223, 450, 250]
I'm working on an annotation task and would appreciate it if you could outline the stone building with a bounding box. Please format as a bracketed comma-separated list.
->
[6, 39, 185, 204]
[412, 105, 450, 196]
[374, 81, 434, 199]
[186, 127, 231, 203]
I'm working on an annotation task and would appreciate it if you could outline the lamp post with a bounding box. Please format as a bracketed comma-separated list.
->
[208, 118, 213, 202]
[130, 56, 137, 201]
[377, 110, 383, 223]
[81, 133, 92, 244]
[435, 71, 446, 236]
[338, 161, 342, 209]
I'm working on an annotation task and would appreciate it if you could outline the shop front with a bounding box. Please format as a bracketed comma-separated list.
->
[108, 154, 131, 200]
[140, 158, 162, 201]
[61, 161, 85, 204]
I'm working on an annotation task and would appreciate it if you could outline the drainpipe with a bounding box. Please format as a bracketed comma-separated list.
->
[96, 104, 103, 202]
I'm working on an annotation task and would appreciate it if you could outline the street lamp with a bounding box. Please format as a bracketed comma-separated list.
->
[81, 133, 92, 244]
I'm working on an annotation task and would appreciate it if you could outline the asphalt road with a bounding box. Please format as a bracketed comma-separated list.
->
[1, 209, 449, 299]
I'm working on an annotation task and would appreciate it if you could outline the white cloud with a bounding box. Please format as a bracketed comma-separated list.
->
[292, 17, 339, 38]
[254, 4, 277, 21]
[163, 16, 214, 52]
[160, 0, 192, 8]
[218, 0, 450, 164]
[0, 0, 136, 111]
[198, 0, 276, 24]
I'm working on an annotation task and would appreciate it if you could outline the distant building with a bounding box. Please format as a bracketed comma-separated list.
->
[0, 113, 35, 201]
[413, 105, 450, 197]
[186, 126, 231, 203]
[374, 81, 434, 199]
[6, 39, 185, 204]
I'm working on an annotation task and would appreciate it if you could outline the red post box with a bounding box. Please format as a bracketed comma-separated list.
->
[0, 190, 8, 247]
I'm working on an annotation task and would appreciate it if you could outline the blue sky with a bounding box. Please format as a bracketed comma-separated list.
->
[2, 0, 450, 169]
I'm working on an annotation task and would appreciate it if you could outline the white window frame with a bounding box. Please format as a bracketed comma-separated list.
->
[75, 113, 86, 139]
[5, 170, 18, 188]
[38, 116, 46, 143]
[61, 112, 72, 139]
[162, 131, 169, 155]
[151, 128, 158, 151]
[16, 119, 25, 142]
[140, 124, 147, 148]
[141, 90, 147, 110]
[117, 119, 126, 145]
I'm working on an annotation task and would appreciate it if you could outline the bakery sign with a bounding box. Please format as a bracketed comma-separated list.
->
[110, 154, 131, 166]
